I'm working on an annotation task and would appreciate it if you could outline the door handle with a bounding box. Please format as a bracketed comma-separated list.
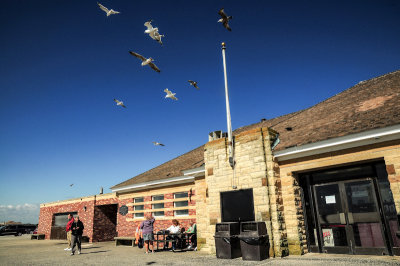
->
[348, 212, 354, 224]
[340, 213, 346, 224]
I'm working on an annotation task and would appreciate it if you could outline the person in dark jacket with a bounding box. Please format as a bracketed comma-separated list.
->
[70, 216, 84, 255]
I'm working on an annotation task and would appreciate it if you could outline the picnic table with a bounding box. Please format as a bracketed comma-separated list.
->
[153, 231, 195, 251]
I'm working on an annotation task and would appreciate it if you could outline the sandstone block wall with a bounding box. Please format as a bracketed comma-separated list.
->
[200, 127, 287, 257]
[278, 139, 400, 255]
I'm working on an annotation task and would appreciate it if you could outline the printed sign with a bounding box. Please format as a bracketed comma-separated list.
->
[322, 228, 334, 247]
[325, 195, 336, 204]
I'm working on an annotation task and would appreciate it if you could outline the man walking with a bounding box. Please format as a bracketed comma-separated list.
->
[64, 214, 74, 251]
[70, 216, 84, 255]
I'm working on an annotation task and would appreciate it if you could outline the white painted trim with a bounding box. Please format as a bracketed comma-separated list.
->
[111, 176, 195, 193]
[182, 166, 205, 176]
[273, 124, 400, 161]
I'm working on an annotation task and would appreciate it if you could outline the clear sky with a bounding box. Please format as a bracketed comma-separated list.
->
[1, 0, 399, 223]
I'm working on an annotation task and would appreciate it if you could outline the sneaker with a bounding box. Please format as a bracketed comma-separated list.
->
[194, 247, 197, 251]
[77, 251, 81, 255]
[70, 253, 74, 256]
[64, 248, 69, 251]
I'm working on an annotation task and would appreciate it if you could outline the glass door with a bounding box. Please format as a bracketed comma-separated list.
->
[313, 178, 389, 255]
[344, 179, 388, 255]
[314, 183, 350, 254]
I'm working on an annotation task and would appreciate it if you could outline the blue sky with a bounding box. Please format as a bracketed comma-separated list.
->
[1, 0, 399, 223]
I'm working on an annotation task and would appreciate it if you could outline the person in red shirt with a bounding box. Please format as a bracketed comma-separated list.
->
[64, 214, 74, 251]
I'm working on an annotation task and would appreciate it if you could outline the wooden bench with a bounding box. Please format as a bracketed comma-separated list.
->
[31, 234, 45, 240]
[114, 236, 136, 247]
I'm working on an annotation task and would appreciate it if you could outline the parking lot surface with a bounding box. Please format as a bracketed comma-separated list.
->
[1, 235, 400, 265]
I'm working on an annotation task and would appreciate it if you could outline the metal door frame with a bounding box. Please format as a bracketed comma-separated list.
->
[312, 178, 389, 255]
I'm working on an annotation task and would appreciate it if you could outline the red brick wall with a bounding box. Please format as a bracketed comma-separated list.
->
[39, 190, 197, 242]
[38, 200, 95, 240]
[116, 198, 135, 237]
[92, 204, 117, 242]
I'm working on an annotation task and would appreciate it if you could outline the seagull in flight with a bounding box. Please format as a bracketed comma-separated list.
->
[152, 141, 165, 146]
[144, 20, 164, 45]
[218, 8, 232, 31]
[70, 184, 74, 187]
[188, 80, 199, 89]
[97, 2, 120, 16]
[129, 51, 161, 73]
[114, 99, 126, 108]
[164, 89, 178, 100]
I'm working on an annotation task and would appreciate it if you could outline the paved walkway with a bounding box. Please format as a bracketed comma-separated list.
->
[1, 235, 400, 265]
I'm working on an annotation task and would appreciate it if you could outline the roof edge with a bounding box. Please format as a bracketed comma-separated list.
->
[111, 175, 195, 193]
[273, 124, 400, 161]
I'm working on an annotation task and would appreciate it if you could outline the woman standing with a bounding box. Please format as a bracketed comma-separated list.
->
[140, 214, 155, 254]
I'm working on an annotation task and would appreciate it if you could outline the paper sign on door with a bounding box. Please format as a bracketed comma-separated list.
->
[325, 195, 336, 204]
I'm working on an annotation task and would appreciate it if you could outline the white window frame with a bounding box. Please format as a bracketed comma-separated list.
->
[134, 212, 144, 218]
[174, 209, 189, 216]
[153, 211, 165, 217]
[174, 192, 188, 199]
[134, 197, 144, 203]
[152, 194, 164, 201]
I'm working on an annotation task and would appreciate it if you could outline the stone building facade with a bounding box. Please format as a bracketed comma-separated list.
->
[39, 70, 400, 257]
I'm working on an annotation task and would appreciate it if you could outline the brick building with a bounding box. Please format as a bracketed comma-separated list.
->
[39, 70, 400, 256]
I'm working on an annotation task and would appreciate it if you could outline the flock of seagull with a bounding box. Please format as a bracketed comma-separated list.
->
[97, 3, 232, 147]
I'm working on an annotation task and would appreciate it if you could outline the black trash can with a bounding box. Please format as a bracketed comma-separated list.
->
[214, 222, 241, 259]
[238, 221, 269, 261]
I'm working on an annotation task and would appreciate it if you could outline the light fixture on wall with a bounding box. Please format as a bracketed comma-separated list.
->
[83, 206, 87, 212]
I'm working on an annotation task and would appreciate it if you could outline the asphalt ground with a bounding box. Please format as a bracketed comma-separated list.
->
[1, 235, 400, 265]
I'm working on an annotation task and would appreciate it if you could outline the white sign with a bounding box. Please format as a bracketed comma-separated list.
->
[325, 195, 336, 204]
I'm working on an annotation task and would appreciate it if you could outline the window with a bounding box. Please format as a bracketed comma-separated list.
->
[174, 192, 188, 199]
[53, 212, 77, 227]
[174, 209, 189, 216]
[134, 212, 144, 218]
[153, 211, 164, 217]
[152, 203, 164, 209]
[152, 195, 164, 201]
[134, 197, 144, 218]
[134, 197, 144, 203]
[174, 198, 189, 216]
[174, 201, 188, 207]
[134, 205, 144, 211]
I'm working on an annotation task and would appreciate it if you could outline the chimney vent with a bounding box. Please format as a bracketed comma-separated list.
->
[100, 187, 103, 194]
[208, 130, 227, 141]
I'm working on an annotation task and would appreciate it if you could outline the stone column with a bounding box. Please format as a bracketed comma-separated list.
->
[199, 127, 287, 257]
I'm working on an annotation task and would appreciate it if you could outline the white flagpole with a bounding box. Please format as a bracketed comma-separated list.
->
[221, 42, 235, 169]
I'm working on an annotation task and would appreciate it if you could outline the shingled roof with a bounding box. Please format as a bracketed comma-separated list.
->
[111, 70, 400, 190]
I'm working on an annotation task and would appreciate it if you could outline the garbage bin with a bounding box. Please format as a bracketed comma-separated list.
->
[214, 222, 241, 259]
[238, 221, 269, 261]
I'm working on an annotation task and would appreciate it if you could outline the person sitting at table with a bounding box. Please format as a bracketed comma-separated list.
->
[166, 219, 181, 251]
[185, 221, 197, 250]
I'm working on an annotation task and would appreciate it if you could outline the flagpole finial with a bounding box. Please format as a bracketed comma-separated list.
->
[222, 42, 226, 48]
